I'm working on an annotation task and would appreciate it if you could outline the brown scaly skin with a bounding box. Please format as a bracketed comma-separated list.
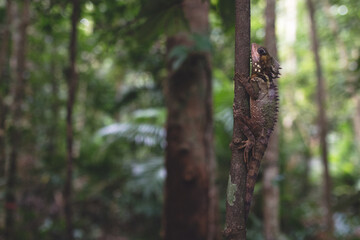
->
[234, 43, 280, 219]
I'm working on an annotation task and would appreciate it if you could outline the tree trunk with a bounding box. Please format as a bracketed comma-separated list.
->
[0, 0, 12, 179]
[322, 0, 347, 68]
[306, 0, 334, 238]
[163, 1, 219, 240]
[5, 0, 29, 238]
[354, 96, 360, 148]
[46, 46, 60, 161]
[263, 0, 280, 239]
[64, 0, 80, 239]
[224, 0, 250, 239]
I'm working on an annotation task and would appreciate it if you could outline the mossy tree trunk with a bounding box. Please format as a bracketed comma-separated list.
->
[163, 0, 219, 240]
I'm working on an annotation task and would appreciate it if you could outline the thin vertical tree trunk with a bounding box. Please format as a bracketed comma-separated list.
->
[263, 0, 280, 239]
[64, 0, 80, 239]
[47, 46, 60, 160]
[306, 0, 333, 238]
[294, 121, 312, 197]
[0, 0, 12, 178]
[163, 0, 219, 239]
[5, 0, 29, 238]
[354, 96, 360, 148]
[322, 0, 347, 68]
[224, 0, 250, 239]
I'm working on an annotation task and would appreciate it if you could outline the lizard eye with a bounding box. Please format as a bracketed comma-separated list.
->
[258, 48, 266, 55]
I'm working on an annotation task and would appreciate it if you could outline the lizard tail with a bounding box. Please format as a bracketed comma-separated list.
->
[245, 135, 269, 219]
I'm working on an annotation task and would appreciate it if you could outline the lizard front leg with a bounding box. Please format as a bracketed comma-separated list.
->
[234, 73, 260, 100]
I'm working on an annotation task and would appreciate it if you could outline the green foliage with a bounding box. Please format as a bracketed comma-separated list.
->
[134, 0, 188, 44]
[211, 0, 235, 33]
[169, 33, 212, 70]
[1, 0, 360, 239]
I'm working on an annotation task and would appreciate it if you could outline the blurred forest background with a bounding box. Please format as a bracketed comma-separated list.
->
[0, 0, 360, 239]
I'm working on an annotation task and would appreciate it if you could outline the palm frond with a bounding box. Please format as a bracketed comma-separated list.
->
[98, 123, 165, 148]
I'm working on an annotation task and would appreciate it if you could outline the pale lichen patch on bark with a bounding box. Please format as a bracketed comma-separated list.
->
[226, 175, 237, 206]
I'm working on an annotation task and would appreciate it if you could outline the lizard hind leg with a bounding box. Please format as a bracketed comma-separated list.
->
[234, 108, 256, 166]
[238, 138, 255, 166]
[235, 111, 255, 165]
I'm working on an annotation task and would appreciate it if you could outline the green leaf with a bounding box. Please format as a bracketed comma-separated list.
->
[168, 45, 190, 70]
[132, 0, 188, 45]
[192, 33, 213, 52]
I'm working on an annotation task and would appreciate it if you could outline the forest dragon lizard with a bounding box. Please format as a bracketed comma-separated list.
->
[234, 43, 280, 218]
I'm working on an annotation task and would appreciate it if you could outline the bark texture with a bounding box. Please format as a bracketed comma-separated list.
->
[306, 0, 334, 237]
[163, 0, 219, 240]
[263, 0, 280, 239]
[224, 0, 250, 239]
[5, 0, 29, 238]
[64, 0, 80, 239]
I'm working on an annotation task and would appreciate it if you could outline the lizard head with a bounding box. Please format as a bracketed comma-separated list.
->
[251, 43, 280, 81]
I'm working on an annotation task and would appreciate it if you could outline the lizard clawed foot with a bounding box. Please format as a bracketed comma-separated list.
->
[238, 139, 254, 165]
[234, 72, 250, 82]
